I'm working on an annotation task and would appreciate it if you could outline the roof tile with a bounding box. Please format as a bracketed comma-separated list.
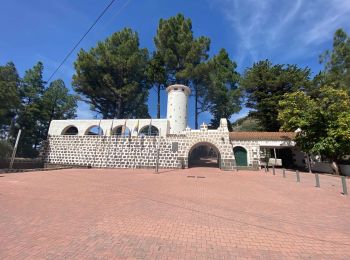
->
[229, 131, 296, 141]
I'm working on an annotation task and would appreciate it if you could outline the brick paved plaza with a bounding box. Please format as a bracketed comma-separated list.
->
[1, 168, 350, 259]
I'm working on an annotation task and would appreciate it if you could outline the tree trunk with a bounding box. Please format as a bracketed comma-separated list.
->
[157, 84, 161, 119]
[115, 97, 122, 119]
[331, 160, 340, 175]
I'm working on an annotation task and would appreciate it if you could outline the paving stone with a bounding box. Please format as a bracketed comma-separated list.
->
[0, 168, 350, 258]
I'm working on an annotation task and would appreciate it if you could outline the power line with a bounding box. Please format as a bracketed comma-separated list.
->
[45, 0, 117, 85]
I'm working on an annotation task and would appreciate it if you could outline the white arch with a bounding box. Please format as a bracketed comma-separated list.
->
[232, 145, 248, 150]
[188, 142, 221, 157]
[61, 125, 79, 135]
[186, 140, 223, 168]
[111, 125, 131, 135]
[185, 138, 224, 158]
[139, 125, 159, 136]
[84, 125, 104, 135]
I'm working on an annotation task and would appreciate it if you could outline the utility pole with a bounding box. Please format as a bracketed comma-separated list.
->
[9, 129, 22, 169]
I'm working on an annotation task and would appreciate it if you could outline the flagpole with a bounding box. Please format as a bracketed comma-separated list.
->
[122, 119, 126, 136]
[104, 119, 114, 167]
[148, 119, 152, 168]
[148, 119, 152, 135]
[92, 119, 102, 167]
[134, 120, 140, 170]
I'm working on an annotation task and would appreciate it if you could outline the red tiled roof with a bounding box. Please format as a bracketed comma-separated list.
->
[229, 131, 296, 141]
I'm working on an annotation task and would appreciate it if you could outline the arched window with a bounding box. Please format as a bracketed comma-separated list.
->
[85, 125, 104, 135]
[61, 126, 78, 135]
[139, 125, 159, 136]
[111, 125, 131, 136]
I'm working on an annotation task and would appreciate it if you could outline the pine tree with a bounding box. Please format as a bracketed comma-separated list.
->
[154, 14, 210, 128]
[206, 49, 241, 129]
[241, 60, 311, 131]
[73, 28, 150, 119]
[0, 62, 20, 137]
[319, 28, 350, 91]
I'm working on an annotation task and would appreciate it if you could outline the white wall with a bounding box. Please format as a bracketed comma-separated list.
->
[340, 165, 350, 176]
[48, 119, 169, 137]
[311, 162, 350, 176]
[166, 85, 190, 134]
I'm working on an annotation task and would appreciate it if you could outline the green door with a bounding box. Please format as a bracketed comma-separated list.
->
[233, 147, 248, 166]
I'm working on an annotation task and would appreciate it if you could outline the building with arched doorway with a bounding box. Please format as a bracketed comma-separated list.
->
[44, 84, 297, 170]
[188, 142, 221, 168]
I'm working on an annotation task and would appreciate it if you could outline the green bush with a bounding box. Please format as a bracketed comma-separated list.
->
[0, 140, 13, 159]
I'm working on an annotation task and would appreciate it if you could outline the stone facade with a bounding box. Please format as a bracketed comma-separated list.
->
[44, 84, 297, 170]
[43, 124, 237, 170]
[43, 126, 300, 170]
[230, 140, 260, 168]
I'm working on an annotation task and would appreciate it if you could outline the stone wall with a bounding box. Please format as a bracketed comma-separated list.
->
[230, 140, 260, 167]
[180, 130, 236, 170]
[44, 136, 180, 169]
[43, 130, 237, 170]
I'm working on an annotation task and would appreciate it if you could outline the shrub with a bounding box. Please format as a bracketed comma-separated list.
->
[0, 140, 13, 159]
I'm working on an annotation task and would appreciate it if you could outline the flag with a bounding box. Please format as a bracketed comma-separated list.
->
[134, 120, 139, 134]
[148, 119, 152, 136]
[122, 120, 127, 135]
[110, 119, 114, 135]
[97, 119, 102, 135]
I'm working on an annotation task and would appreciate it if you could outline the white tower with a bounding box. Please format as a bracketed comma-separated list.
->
[166, 84, 191, 134]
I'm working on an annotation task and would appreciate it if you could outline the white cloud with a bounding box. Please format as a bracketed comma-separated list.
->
[211, 0, 350, 67]
[300, 0, 350, 46]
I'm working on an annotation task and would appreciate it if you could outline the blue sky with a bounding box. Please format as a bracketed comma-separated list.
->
[1, 0, 350, 128]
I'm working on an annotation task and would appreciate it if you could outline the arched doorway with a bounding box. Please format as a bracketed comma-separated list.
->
[233, 146, 248, 166]
[188, 142, 221, 168]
